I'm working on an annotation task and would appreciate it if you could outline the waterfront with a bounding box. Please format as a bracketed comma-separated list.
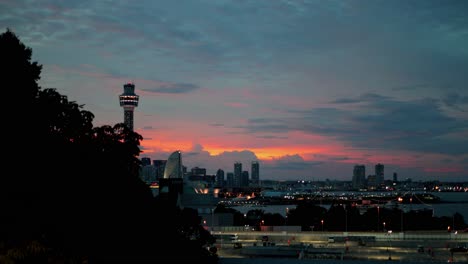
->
[230, 192, 468, 223]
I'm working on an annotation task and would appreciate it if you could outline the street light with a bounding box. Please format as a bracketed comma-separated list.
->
[321, 219, 324, 231]
[383, 222, 386, 231]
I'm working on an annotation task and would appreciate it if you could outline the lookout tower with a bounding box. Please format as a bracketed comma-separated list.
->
[119, 83, 139, 131]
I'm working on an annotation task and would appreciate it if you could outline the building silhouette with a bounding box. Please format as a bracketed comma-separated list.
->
[375, 163, 385, 186]
[153, 160, 167, 179]
[158, 151, 184, 207]
[234, 162, 242, 187]
[352, 164, 366, 189]
[216, 169, 225, 187]
[119, 82, 139, 131]
[241, 171, 249, 187]
[251, 161, 260, 185]
[226, 172, 234, 187]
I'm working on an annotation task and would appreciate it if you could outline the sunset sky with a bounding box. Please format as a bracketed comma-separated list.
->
[2, 0, 467, 181]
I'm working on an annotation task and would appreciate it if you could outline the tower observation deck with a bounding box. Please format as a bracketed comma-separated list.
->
[119, 83, 139, 131]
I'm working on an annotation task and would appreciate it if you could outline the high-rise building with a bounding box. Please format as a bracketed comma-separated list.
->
[251, 161, 259, 185]
[216, 169, 225, 187]
[139, 157, 155, 184]
[352, 165, 366, 189]
[153, 160, 167, 179]
[119, 82, 139, 131]
[163, 151, 183, 179]
[375, 163, 384, 186]
[158, 150, 183, 207]
[191, 167, 207, 177]
[234, 162, 242, 187]
[367, 175, 377, 189]
[226, 172, 234, 187]
[241, 171, 249, 187]
[140, 165, 157, 184]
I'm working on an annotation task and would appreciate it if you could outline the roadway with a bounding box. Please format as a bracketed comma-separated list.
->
[214, 231, 468, 262]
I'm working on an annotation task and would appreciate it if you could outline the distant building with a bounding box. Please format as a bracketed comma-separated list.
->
[352, 165, 366, 189]
[158, 151, 184, 207]
[393, 172, 398, 183]
[140, 165, 157, 184]
[191, 167, 206, 177]
[216, 169, 225, 187]
[234, 162, 242, 187]
[375, 163, 384, 186]
[367, 175, 377, 189]
[241, 171, 249, 187]
[139, 157, 155, 184]
[158, 151, 218, 217]
[226, 172, 234, 187]
[153, 160, 167, 179]
[251, 161, 260, 185]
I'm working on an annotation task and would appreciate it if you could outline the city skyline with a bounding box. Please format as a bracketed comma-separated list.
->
[2, 1, 467, 181]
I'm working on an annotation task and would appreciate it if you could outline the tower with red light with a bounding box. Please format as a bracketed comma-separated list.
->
[119, 83, 139, 131]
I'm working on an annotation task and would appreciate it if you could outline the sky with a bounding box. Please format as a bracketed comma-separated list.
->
[2, 0, 468, 182]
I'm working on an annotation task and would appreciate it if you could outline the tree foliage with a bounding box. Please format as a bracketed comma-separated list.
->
[0, 28, 217, 263]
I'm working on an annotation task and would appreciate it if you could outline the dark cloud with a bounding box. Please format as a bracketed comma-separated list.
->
[330, 93, 390, 104]
[142, 83, 200, 94]
[442, 92, 468, 111]
[256, 135, 288, 140]
[267, 155, 323, 171]
[246, 94, 468, 155]
[313, 154, 349, 161]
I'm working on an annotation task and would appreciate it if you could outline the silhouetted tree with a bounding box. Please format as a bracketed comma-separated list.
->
[287, 202, 327, 231]
[325, 204, 346, 231]
[263, 213, 286, 226]
[0, 28, 218, 263]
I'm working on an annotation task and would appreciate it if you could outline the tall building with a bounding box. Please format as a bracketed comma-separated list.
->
[234, 162, 242, 187]
[153, 160, 167, 179]
[140, 165, 157, 184]
[375, 163, 384, 186]
[158, 151, 184, 207]
[352, 164, 366, 189]
[241, 171, 249, 187]
[119, 82, 139, 131]
[163, 151, 183, 179]
[226, 172, 234, 187]
[216, 169, 225, 187]
[251, 161, 260, 185]
[139, 157, 155, 184]
[191, 167, 207, 177]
